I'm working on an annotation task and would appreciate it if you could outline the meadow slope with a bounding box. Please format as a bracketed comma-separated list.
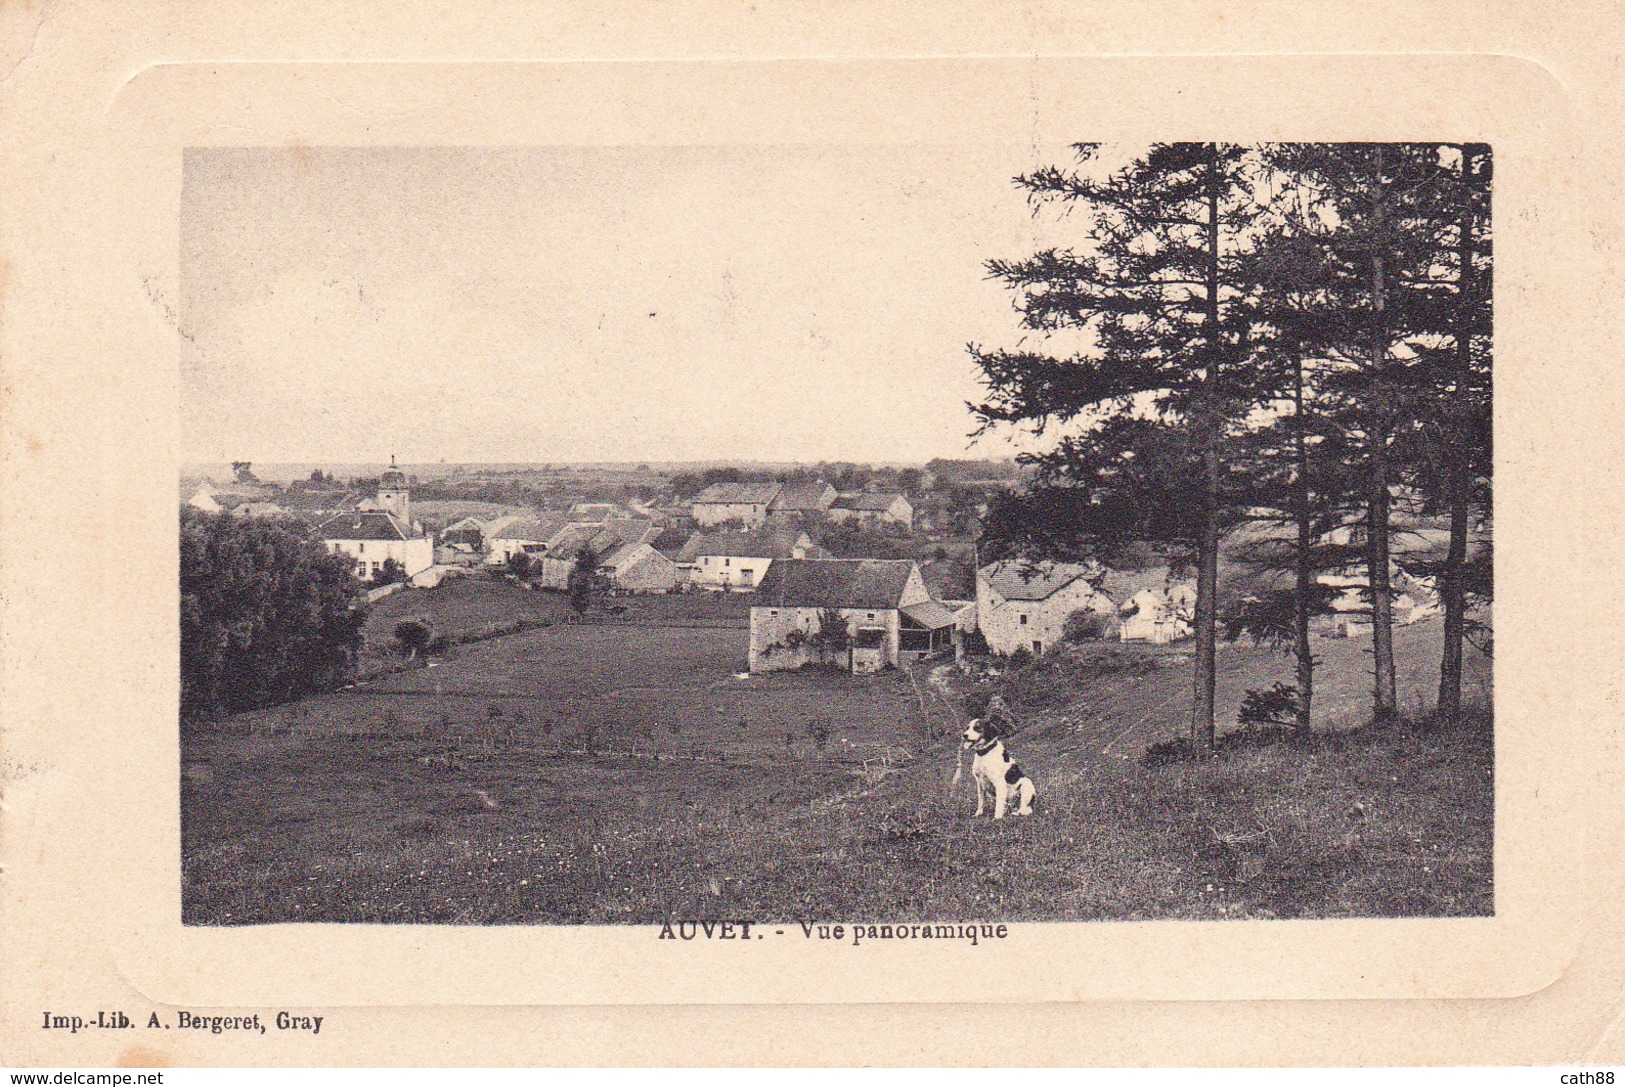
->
[183, 586, 1492, 925]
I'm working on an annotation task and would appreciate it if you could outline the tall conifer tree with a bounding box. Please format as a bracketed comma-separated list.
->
[969, 143, 1266, 750]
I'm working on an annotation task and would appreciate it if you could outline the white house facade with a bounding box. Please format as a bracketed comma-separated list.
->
[319, 511, 435, 585]
[677, 528, 819, 591]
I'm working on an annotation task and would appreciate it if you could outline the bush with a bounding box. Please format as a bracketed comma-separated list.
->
[1062, 608, 1112, 643]
[372, 557, 408, 587]
[812, 608, 849, 651]
[394, 620, 432, 659]
[1238, 682, 1303, 728]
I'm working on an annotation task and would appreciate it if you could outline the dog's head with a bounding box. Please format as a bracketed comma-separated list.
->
[961, 717, 1000, 749]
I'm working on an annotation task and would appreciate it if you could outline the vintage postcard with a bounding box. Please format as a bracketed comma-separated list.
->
[2, 2, 1622, 1068]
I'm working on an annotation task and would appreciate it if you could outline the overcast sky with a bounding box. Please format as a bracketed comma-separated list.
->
[179, 144, 1080, 465]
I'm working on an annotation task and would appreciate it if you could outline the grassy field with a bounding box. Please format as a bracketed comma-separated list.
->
[360, 579, 751, 667]
[183, 590, 1492, 925]
[963, 618, 1494, 762]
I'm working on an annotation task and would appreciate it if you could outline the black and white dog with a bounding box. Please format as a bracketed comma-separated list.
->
[955, 717, 1037, 819]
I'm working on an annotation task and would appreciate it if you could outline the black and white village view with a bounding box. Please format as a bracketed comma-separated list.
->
[180, 143, 1492, 924]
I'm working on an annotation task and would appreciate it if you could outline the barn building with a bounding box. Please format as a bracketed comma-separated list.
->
[748, 559, 956, 673]
[826, 491, 914, 530]
[690, 482, 782, 527]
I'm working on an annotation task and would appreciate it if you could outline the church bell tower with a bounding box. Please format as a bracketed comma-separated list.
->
[377, 455, 411, 527]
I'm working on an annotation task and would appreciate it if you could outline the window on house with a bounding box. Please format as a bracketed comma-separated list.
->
[1033, 640, 1043, 655]
[867, 612, 875, 620]
[769, 610, 778, 617]
[1020, 614, 1028, 625]
[724, 558, 730, 567]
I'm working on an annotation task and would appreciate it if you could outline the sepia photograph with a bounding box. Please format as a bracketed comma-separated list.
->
[176, 141, 1493, 929]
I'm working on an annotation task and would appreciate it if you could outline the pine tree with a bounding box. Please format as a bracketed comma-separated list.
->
[969, 143, 1269, 750]
[1264, 143, 1455, 721]
[1410, 144, 1493, 720]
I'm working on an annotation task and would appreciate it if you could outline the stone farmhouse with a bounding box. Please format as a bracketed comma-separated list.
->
[1101, 567, 1198, 645]
[690, 482, 781, 528]
[827, 491, 913, 530]
[539, 519, 670, 592]
[676, 526, 824, 591]
[976, 560, 1115, 657]
[976, 561, 1201, 654]
[749, 558, 957, 674]
[767, 481, 837, 519]
[483, 514, 571, 566]
[595, 534, 681, 594]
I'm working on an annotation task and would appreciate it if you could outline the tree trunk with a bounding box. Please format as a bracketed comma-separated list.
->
[1438, 466, 1470, 720]
[1367, 450, 1398, 718]
[1438, 145, 1477, 722]
[1293, 360, 1315, 732]
[1190, 143, 1222, 753]
[1367, 145, 1399, 720]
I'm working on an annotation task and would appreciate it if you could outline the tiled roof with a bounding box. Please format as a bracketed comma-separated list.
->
[901, 599, 958, 630]
[599, 518, 657, 547]
[488, 515, 569, 544]
[770, 482, 835, 511]
[601, 540, 671, 570]
[980, 560, 1097, 601]
[831, 492, 908, 512]
[547, 519, 656, 561]
[276, 488, 361, 512]
[319, 511, 414, 542]
[1097, 565, 1181, 605]
[546, 524, 604, 557]
[678, 528, 808, 560]
[753, 559, 918, 610]
[479, 514, 527, 536]
[692, 482, 781, 505]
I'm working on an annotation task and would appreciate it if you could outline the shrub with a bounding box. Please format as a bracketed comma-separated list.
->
[812, 608, 849, 651]
[393, 620, 432, 660]
[804, 721, 832, 752]
[372, 557, 408, 587]
[1062, 608, 1111, 643]
[1238, 682, 1303, 729]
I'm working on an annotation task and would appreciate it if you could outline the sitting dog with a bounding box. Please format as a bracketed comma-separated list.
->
[958, 717, 1036, 819]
